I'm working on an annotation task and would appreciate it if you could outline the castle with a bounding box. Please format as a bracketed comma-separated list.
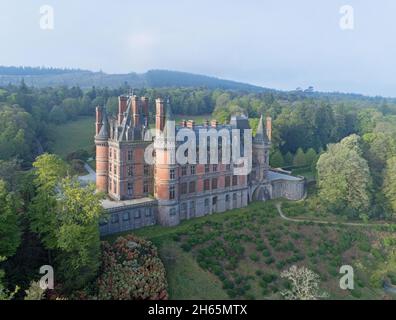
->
[95, 94, 305, 236]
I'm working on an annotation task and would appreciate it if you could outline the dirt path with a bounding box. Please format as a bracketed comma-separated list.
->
[275, 202, 392, 228]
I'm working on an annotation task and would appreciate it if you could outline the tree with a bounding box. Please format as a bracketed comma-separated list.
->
[284, 152, 294, 166]
[29, 154, 68, 249]
[317, 137, 372, 219]
[55, 178, 104, 291]
[280, 265, 328, 300]
[0, 180, 21, 258]
[270, 150, 284, 168]
[293, 148, 306, 167]
[383, 156, 396, 216]
[24, 281, 45, 300]
[305, 148, 317, 167]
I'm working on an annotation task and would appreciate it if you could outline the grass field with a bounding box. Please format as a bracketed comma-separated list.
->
[105, 200, 396, 300]
[49, 116, 95, 159]
[49, 114, 212, 160]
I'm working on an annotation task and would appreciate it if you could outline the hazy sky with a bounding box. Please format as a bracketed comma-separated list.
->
[1, 0, 396, 96]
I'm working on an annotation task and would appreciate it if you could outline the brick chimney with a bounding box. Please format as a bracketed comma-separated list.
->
[95, 106, 102, 135]
[118, 95, 128, 124]
[141, 97, 149, 126]
[156, 98, 165, 131]
[131, 95, 140, 126]
[266, 116, 272, 141]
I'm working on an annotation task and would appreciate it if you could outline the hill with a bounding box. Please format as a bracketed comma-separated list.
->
[0, 66, 266, 91]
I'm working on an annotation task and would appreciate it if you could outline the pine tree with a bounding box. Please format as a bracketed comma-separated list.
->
[293, 148, 306, 167]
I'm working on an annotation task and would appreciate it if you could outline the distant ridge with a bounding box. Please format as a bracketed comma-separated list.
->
[0, 66, 266, 91]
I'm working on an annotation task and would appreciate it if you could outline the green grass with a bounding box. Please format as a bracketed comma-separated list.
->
[49, 116, 95, 159]
[159, 241, 228, 299]
[105, 200, 395, 300]
[174, 114, 212, 124]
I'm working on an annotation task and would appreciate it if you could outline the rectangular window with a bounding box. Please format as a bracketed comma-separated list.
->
[128, 166, 133, 177]
[226, 164, 231, 171]
[190, 165, 196, 175]
[169, 185, 175, 199]
[122, 212, 130, 221]
[225, 176, 231, 187]
[180, 182, 188, 195]
[144, 164, 149, 176]
[145, 208, 152, 217]
[189, 181, 196, 193]
[127, 182, 133, 195]
[212, 178, 218, 190]
[170, 169, 175, 180]
[109, 164, 112, 172]
[134, 210, 141, 219]
[190, 201, 196, 216]
[109, 148, 112, 158]
[170, 208, 177, 216]
[111, 214, 119, 224]
[114, 165, 117, 175]
[232, 175, 238, 186]
[205, 164, 210, 173]
[213, 164, 217, 172]
[204, 179, 210, 191]
[113, 179, 117, 193]
[143, 181, 149, 193]
[127, 150, 133, 161]
[181, 166, 187, 176]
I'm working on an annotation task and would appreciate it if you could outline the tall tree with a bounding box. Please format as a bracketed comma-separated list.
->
[317, 135, 372, 219]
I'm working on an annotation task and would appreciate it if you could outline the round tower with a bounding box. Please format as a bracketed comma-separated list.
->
[95, 107, 109, 193]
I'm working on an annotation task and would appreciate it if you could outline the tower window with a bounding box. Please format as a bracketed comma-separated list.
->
[205, 164, 210, 173]
[127, 150, 133, 161]
[181, 165, 187, 176]
[169, 185, 175, 199]
[128, 166, 133, 177]
[170, 169, 175, 180]
[190, 165, 196, 175]
[232, 175, 238, 186]
[144, 164, 149, 176]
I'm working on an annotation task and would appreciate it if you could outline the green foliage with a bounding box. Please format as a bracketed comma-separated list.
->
[0, 180, 21, 258]
[383, 156, 396, 216]
[293, 148, 306, 167]
[270, 150, 284, 168]
[317, 135, 372, 218]
[96, 235, 168, 300]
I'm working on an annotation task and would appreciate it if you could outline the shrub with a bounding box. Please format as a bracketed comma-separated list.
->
[96, 235, 168, 300]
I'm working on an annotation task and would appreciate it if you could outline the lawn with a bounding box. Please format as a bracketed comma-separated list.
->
[104, 200, 396, 300]
[49, 116, 95, 159]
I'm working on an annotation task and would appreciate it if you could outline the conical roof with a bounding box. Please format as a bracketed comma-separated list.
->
[253, 114, 269, 144]
[96, 108, 109, 139]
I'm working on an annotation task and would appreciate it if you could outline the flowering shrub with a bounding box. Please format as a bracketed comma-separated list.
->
[97, 235, 168, 300]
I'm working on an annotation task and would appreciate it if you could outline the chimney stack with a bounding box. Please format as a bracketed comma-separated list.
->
[118, 96, 128, 124]
[266, 116, 272, 141]
[96, 106, 103, 135]
[141, 97, 149, 126]
[155, 98, 165, 131]
[131, 95, 140, 126]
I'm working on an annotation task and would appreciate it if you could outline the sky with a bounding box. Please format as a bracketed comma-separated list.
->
[0, 0, 396, 96]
